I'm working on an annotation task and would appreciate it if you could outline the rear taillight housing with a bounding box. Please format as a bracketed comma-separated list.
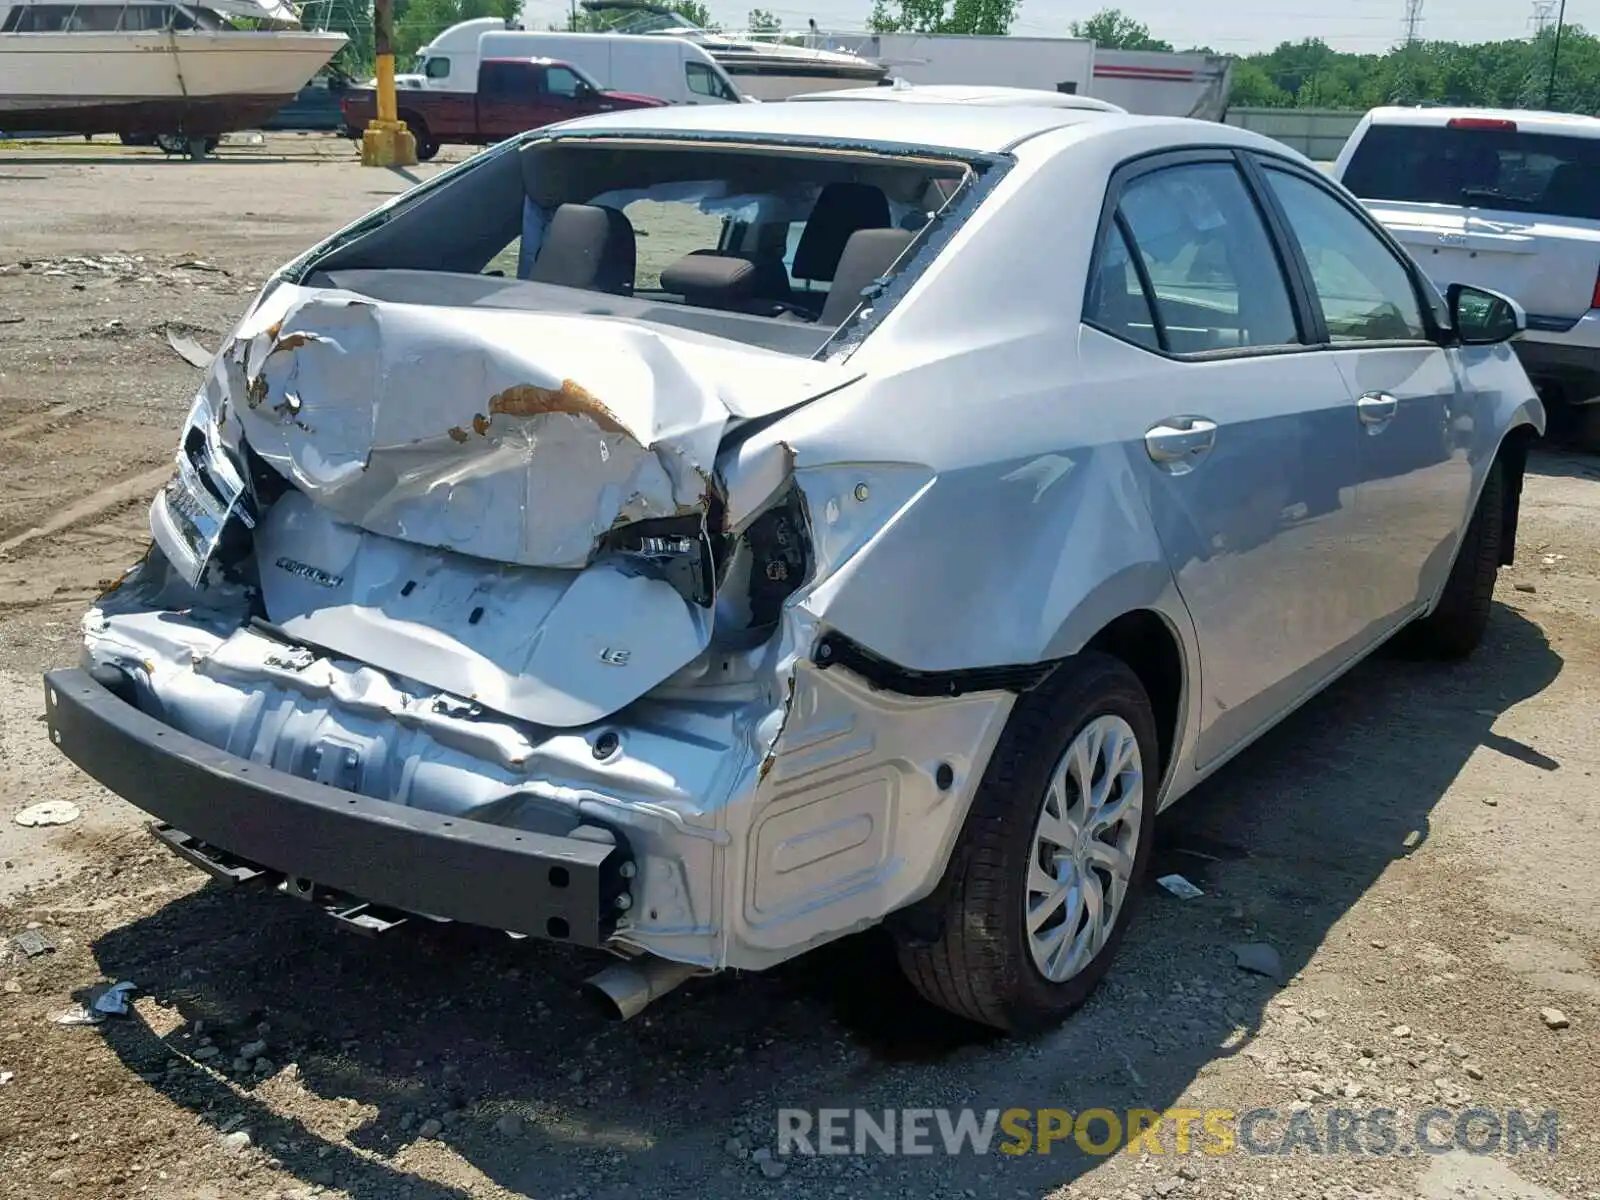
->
[1591, 268, 1600, 310]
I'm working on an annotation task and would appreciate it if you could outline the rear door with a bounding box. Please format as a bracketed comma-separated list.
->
[1338, 118, 1600, 326]
[1083, 151, 1368, 769]
[1255, 156, 1475, 630]
[476, 60, 555, 139]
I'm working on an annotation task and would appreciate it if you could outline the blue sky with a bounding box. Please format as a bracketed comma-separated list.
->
[515, 0, 1598, 55]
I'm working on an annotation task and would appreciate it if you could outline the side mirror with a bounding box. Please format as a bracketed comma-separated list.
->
[1448, 282, 1525, 346]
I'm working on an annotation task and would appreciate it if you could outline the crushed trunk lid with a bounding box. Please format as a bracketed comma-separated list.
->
[216, 284, 854, 726]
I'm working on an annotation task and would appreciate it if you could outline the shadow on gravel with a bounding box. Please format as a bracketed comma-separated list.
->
[88, 603, 1563, 1199]
[1526, 445, 1600, 483]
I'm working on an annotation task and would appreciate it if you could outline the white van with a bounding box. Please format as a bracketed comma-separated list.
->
[411, 23, 744, 105]
[402, 17, 513, 91]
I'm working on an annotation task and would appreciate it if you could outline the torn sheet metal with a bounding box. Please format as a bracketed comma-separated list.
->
[252, 490, 711, 727]
[225, 284, 854, 569]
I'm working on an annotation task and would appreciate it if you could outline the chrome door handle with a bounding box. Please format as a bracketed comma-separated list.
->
[1358, 392, 1399, 425]
[1145, 417, 1218, 470]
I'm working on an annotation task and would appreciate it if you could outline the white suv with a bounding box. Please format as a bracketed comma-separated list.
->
[1334, 105, 1600, 448]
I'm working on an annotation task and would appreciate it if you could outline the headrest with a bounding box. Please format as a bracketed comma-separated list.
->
[526, 203, 636, 295]
[818, 228, 915, 326]
[660, 253, 759, 309]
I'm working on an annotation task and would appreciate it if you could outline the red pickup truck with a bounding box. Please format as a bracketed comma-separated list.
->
[340, 57, 666, 161]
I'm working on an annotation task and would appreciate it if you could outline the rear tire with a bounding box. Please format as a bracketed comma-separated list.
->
[400, 113, 438, 161]
[894, 652, 1159, 1032]
[1393, 458, 1505, 661]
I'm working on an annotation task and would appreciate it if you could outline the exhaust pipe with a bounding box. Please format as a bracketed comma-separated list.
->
[583, 955, 700, 1021]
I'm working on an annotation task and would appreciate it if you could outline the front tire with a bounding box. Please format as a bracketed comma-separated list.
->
[1393, 458, 1505, 661]
[895, 652, 1159, 1032]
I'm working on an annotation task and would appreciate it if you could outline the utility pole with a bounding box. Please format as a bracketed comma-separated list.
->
[1546, 0, 1568, 109]
[361, 0, 418, 167]
[1402, 0, 1423, 45]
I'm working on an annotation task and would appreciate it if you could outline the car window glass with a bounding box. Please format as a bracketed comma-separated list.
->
[1341, 123, 1600, 221]
[1262, 167, 1428, 343]
[622, 200, 727, 291]
[545, 67, 584, 98]
[423, 55, 451, 80]
[1085, 219, 1160, 351]
[479, 62, 523, 96]
[782, 220, 830, 294]
[1117, 162, 1300, 353]
[686, 61, 718, 97]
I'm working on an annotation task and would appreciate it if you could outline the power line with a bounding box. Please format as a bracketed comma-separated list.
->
[1530, 0, 1556, 35]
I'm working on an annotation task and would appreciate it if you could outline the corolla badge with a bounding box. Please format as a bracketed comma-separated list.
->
[274, 557, 343, 589]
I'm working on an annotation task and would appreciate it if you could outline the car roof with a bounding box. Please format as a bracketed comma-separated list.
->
[1363, 105, 1600, 138]
[536, 100, 1223, 155]
[788, 84, 1127, 113]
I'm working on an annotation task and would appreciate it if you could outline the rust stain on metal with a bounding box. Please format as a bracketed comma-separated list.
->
[487, 380, 627, 435]
[471, 412, 490, 437]
[272, 332, 321, 354]
[447, 426, 469, 444]
[245, 373, 268, 409]
[758, 674, 799, 783]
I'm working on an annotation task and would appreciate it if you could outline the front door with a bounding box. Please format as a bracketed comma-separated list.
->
[1085, 154, 1368, 769]
[1254, 161, 1475, 628]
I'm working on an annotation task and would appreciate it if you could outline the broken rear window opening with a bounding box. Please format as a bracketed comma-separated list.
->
[1343, 123, 1600, 221]
[293, 134, 988, 359]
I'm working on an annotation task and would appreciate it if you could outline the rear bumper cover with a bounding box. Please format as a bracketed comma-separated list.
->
[41, 668, 634, 946]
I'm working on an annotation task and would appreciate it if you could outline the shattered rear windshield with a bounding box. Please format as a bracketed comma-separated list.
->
[300, 135, 982, 355]
[1343, 123, 1600, 220]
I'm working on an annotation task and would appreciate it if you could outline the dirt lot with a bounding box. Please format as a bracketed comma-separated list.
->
[0, 133, 1597, 1200]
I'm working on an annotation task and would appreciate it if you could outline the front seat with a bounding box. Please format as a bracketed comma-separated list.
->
[525, 203, 637, 296]
[790, 183, 892, 306]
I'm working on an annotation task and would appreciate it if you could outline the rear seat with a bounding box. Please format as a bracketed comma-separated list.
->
[524, 203, 637, 296]
[816, 228, 916, 326]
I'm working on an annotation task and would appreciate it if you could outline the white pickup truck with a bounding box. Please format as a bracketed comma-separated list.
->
[1334, 106, 1600, 449]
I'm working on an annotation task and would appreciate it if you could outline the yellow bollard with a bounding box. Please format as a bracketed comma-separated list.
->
[360, 2, 417, 169]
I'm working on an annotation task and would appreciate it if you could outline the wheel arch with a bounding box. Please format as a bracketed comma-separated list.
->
[1082, 608, 1187, 783]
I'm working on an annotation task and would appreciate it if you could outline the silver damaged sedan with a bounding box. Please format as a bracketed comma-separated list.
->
[44, 101, 1544, 1032]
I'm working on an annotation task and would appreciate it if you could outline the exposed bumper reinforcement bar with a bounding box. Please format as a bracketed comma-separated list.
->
[42, 668, 634, 947]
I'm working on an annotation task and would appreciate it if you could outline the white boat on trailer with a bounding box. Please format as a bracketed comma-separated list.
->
[0, 0, 346, 156]
[576, 0, 887, 99]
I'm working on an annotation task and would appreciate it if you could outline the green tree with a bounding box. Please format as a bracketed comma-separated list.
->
[867, 0, 1018, 36]
[1227, 25, 1600, 114]
[748, 7, 781, 34]
[1068, 8, 1172, 51]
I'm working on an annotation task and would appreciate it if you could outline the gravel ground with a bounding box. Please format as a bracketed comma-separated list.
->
[0, 134, 1597, 1200]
